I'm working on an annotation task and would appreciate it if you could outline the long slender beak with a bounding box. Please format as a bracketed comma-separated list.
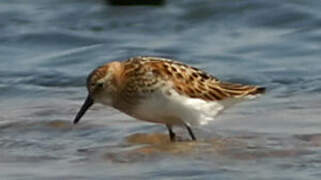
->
[73, 95, 94, 124]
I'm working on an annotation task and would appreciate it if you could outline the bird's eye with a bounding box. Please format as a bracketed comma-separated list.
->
[97, 83, 104, 88]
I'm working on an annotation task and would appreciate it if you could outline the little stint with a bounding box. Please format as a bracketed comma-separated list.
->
[73, 56, 265, 141]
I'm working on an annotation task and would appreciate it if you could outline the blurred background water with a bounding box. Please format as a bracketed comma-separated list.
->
[1, 0, 321, 179]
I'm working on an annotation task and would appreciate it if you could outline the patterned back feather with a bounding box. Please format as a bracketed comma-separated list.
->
[120, 56, 265, 102]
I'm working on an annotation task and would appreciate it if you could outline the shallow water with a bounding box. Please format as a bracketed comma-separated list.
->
[1, 0, 321, 179]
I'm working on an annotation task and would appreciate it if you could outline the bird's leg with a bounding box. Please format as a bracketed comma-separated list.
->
[185, 124, 196, 141]
[166, 124, 176, 142]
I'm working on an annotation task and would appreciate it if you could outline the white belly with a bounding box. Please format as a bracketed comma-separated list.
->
[130, 89, 228, 126]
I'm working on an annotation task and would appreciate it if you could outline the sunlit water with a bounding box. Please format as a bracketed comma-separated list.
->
[1, 0, 321, 179]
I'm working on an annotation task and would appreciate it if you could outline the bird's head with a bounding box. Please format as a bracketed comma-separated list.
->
[73, 61, 123, 124]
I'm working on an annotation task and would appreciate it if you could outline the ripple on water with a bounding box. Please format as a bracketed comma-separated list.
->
[67, 132, 316, 164]
[1, 0, 321, 179]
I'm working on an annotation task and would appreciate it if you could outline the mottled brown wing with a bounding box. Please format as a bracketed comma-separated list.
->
[123, 56, 265, 101]
[169, 69, 266, 101]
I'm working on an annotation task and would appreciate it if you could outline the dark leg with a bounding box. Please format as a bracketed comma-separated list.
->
[185, 124, 196, 141]
[166, 124, 176, 142]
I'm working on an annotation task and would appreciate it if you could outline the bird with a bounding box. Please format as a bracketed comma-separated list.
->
[73, 56, 265, 142]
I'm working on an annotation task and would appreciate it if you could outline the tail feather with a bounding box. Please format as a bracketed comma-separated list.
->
[251, 87, 266, 95]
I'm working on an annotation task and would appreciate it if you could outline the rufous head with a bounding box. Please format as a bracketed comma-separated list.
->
[73, 61, 123, 124]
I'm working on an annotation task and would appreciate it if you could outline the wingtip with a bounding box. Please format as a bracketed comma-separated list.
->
[248, 86, 266, 96]
[256, 87, 266, 94]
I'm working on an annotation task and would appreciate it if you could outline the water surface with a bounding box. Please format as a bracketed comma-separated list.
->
[1, 0, 321, 179]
